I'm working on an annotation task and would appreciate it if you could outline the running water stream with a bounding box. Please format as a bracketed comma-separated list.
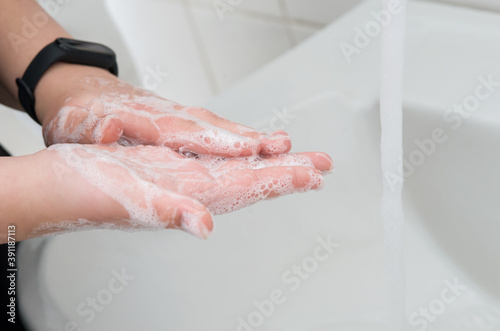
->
[380, 0, 407, 329]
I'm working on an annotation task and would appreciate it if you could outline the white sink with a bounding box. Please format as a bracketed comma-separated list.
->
[18, 1, 500, 330]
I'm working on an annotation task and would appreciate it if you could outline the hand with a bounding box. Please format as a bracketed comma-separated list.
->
[31, 144, 332, 240]
[38, 65, 291, 157]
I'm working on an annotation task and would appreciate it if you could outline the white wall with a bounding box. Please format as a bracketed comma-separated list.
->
[105, 0, 365, 105]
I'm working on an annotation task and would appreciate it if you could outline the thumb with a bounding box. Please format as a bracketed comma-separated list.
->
[43, 106, 124, 145]
[153, 192, 214, 239]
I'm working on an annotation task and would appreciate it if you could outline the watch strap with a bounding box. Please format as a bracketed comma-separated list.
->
[16, 38, 118, 124]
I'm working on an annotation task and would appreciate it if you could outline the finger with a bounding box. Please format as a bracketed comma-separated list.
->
[181, 106, 262, 139]
[260, 152, 334, 172]
[153, 192, 214, 239]
[244, 166, 324, 196]
[259, 130, 292, 155]
[201, 152, 333, 173]
[307, 152, 334, 172]
[183, 107, 292, 155]
[199, 166, 324, 215]
[119, 110, 261, 157]
[44, 106, 124, 145]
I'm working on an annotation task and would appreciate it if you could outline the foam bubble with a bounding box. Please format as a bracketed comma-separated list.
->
[47, 144, 325, 237]
[45, 85, 263, 156]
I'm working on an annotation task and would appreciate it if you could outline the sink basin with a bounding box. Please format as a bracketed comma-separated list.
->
[17, 1, 500, 330]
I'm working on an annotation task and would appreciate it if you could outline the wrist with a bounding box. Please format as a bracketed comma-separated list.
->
[0, 147, 115, 242]
[29, 148, 123, 235]
[0, 152, 51, 241]
[35, 63, 118, 126]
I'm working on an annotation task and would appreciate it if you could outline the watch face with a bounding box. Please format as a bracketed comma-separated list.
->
[56, 38, 114, 56]
[54, 38, 118, 76]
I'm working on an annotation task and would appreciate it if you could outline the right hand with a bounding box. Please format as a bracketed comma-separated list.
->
[32, 144, 333, 240]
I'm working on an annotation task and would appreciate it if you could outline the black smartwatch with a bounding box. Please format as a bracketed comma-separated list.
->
[16, 38, 119, 124]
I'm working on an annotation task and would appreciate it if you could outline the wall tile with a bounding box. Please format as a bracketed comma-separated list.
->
[191, 7, 292, 92]
[192, 0, 282, 18]
[107, 0, 215, 104]
[292, 24, 319, 44]
[283, 0, 364, 25]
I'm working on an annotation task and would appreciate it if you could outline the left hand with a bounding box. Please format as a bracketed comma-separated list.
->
[38, 65, 291, 157]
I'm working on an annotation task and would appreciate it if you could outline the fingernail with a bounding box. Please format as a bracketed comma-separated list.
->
[199, 222, 211, 239]
[315, 152, 335, 174]
[180, 209, 211, 239]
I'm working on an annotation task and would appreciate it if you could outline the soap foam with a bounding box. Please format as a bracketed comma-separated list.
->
[44, 79, 282, 157]
[48, 144, 324, 237]
[192, 152, 324, 214]
[44, 105, 100, 144]
[195, 168, 324, 215]
[51, 144, 168, 228]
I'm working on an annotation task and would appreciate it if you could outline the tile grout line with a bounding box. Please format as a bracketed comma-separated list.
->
[420, 0, 500, 14]
[180, 0, 221, 95]
[277, 0, 297, 48]
[232, 9, 325, 30]
[148, 0, 325, 30]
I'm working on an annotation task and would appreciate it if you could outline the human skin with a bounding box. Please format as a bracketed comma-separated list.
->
[0, 145, 332, 242]
[40, 70, 292, 157]
[0, 0, 333, 242]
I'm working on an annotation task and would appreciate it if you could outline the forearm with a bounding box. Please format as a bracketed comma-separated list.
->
[0, 0, 70, 107]
[0, 152, 50, 242]
[0, 149, 112, 243]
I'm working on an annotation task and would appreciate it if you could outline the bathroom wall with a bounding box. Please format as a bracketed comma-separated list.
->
[105, 0, 365, 105]
[106, 0, 500, 107]
[431, 0, 500, 11]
